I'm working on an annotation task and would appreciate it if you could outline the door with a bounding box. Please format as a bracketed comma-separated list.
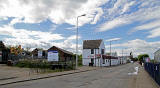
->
[91, 58, 94, 64]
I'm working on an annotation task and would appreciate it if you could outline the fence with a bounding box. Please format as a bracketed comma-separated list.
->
[144, 62, 160, 86]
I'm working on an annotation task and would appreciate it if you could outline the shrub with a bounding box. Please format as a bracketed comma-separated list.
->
[15, 60, 51, 69]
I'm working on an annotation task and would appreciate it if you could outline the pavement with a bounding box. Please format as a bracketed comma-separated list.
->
[135, 65, 159, 88]
[0, 63, 159, 88]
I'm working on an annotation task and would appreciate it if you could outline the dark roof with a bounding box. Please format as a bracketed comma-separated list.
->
[83, 39, 102, 49]
[48, 46, 73, 55]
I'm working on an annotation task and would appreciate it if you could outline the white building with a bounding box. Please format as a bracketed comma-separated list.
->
[82, 39, 105, 66]
[102, 55, 119, 66]
[118, 56, 129, 64]
[154, 49, 160, 62]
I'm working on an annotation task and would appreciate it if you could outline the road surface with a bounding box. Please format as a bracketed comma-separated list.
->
[0, 63, 139, 88]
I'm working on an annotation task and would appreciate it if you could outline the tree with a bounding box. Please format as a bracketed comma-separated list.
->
[78, 54, 82, 66]
[138, 54, 149, 63]
[0, 41, 5, 50]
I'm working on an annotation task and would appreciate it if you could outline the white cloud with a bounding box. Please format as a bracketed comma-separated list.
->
[99, 18, 128, 32]
[131, 20, 160, 32]
[106, 38, 121, 42]
[105, 39, 160, 58]
[129, 20, 160, 38]
[90, 8, 103, 24]
[147, 28, 160, 38]
[0, 25, 65, 50]
[0, 0, 109, 26]
[121, 1, 135, 14]
[98, 0, 160, 32]
[67, 35, 81, 40]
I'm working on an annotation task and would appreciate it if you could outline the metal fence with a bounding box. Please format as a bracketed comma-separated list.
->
[144, 62, 160, 85]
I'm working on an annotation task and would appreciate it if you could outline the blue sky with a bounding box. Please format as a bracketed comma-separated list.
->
[0, 0, 160, 58]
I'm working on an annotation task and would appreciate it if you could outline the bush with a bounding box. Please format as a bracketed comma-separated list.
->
[15, 60, 75, 70]
[15, 60, 51, 69]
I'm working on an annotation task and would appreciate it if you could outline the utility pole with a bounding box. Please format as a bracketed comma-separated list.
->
[122, 49, 123, 64]
[109, 40, 117, 66]
[110, 41, 111, 66]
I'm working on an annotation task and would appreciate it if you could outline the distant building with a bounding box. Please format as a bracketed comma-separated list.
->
[48, 46, 73, 62]
[106, 52, 118, 57]
[32, 48, 47, 59]
[102, 55, 119, 66]
[154, 49, 160, 62]
[118, 56, 130, 64]
[82, 39, 105, 66]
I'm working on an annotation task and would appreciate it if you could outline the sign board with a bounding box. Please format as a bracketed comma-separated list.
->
[38, 50, 42, 58]
[0, 51, 2, 62]
[48, 50, 59, 61]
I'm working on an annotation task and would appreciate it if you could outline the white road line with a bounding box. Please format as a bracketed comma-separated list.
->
[128, 66, 139, 75]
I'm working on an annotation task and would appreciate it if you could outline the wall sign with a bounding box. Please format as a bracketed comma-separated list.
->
[48, 50, 59, 61]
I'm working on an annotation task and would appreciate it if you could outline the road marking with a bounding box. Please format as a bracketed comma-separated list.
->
[128, 67, 139, 75]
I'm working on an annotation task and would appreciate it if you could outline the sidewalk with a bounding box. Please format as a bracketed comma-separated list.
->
[0, 66, 99, 86]
[135, 65, 159, 88]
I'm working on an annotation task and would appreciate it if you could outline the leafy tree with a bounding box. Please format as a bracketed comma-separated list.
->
[78, 54, 82, 66]
[138, 54, 149, 63]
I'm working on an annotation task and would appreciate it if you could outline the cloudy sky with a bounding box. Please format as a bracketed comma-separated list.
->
[0, 0, 160, 58]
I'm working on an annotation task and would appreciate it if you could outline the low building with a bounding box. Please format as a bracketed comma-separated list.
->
[32, 48, 47, 59]
[106, 52, 118, 57]
[118, 56, 129, 64]
[48, 46, 73, 62]
[154, 49, 160, 62]
[102, 55, 119, 66]
[82, 39, 105, 66]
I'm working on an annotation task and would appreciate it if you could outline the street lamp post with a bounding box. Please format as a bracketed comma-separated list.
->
[76, 14, 86, 69]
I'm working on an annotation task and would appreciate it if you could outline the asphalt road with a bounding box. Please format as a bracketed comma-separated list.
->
[0, 63, 138, 88]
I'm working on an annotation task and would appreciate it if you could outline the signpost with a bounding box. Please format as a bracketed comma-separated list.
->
[48, 50, 59, 61]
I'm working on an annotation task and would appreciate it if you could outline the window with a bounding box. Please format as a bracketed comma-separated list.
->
[91, 49, 94, 54]
[103, 59, 105, 64]
[101, 49, 104, 54]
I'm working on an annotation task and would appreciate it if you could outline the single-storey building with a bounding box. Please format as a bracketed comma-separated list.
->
[32, 48, 47, 59]
[82, 39, 105, 66]
[118, 56, 128, 64]
[102, 55, 119, 66]
[48, 46, 73, 62]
